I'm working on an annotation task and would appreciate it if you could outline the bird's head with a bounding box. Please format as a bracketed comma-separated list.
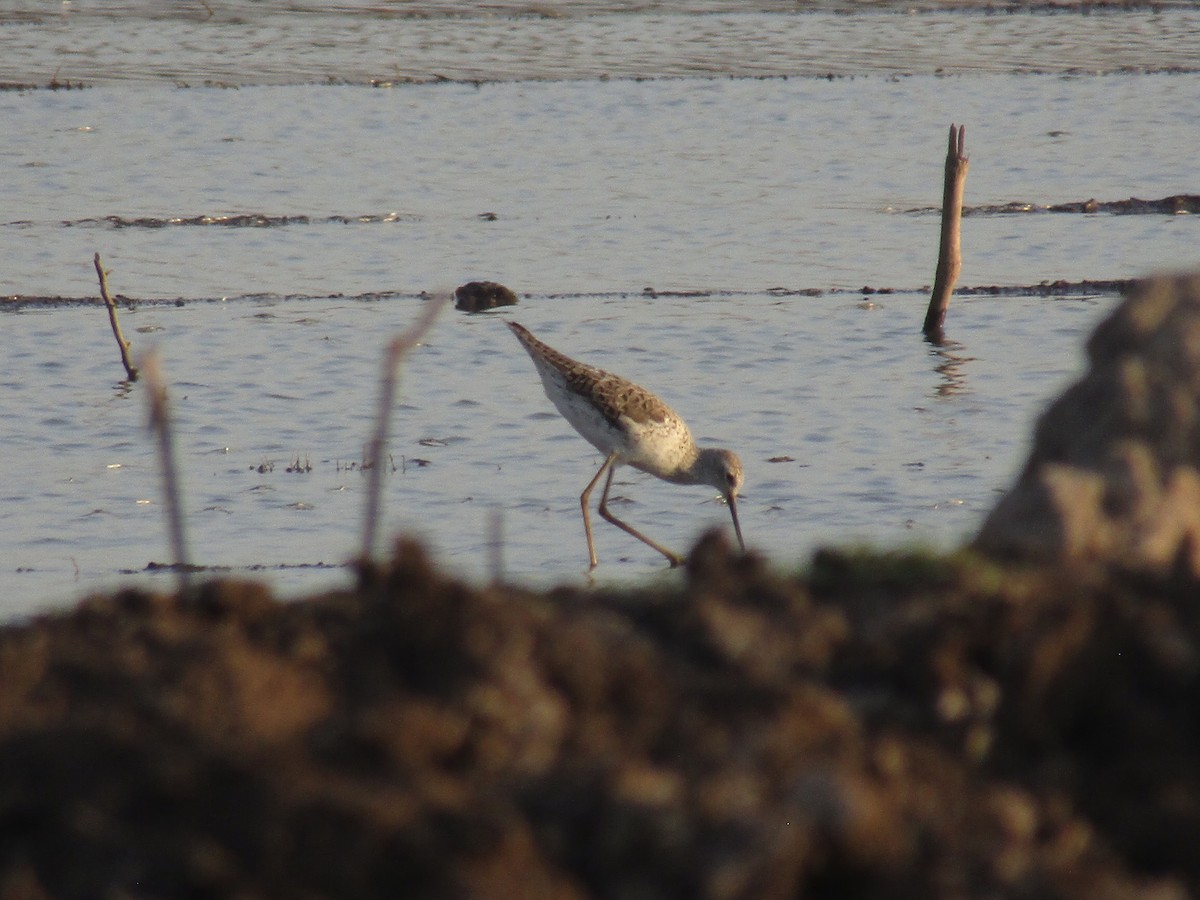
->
[699, 448, 745, 552]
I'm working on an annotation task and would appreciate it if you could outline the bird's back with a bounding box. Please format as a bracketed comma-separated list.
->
[506, 321, 697, 473]
[507, 322, 676, 428]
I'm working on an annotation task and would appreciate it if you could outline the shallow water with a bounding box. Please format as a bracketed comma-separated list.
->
[4, 75, 1198, 300]
[2, 290, 1110, 619]
[2, 2, 1198, 618]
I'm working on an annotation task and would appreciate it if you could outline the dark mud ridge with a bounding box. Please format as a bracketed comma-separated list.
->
[0, 279, 1133, 311]
[901, 194, 1200, 217]
[0, 535, 1196, 899]
[966, 195, 1200, 216]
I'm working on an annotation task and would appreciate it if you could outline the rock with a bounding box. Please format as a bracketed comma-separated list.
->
[976, 273, 1200, 579]
[454, 281, 519, 312]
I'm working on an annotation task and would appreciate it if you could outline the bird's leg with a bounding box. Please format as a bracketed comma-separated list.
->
[580, 452, 618, 569]
[597, 464, 684, 568]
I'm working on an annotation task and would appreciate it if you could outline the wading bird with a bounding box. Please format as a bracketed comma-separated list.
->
[507, 320, 745, 568]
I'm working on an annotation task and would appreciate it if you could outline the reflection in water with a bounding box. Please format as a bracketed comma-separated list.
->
[928, 338, 975, 398]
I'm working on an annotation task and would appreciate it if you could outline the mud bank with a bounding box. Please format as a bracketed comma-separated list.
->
[0, 535, 1196, 899]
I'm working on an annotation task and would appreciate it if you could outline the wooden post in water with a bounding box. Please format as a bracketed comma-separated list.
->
[94, 253, 139, 381]
[923, 125, 969, 342]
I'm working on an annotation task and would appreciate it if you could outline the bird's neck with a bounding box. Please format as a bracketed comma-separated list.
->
[660, 444, 707, 486]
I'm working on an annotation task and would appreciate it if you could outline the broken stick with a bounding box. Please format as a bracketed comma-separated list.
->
[923, 124, 969, 342]
[94, 252, 139, 381]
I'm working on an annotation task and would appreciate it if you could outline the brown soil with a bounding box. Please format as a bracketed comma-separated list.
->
[1, 534, 1197, 899]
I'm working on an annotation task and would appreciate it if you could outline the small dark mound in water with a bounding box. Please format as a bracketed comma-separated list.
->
[454, 280, 519, 312]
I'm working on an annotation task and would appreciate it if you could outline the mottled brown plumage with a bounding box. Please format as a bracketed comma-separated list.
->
[507, 320, 745, 569]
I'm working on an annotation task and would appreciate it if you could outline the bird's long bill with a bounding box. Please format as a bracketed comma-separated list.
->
[726, 493, 746, 553]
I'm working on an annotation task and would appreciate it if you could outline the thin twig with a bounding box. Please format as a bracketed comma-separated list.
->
[141, 351, 191, 595]
[487, 506, 504, 586]
[94, 253, 139, 381]
[360, 296, 449, 562]
[923, 124, 969, 343]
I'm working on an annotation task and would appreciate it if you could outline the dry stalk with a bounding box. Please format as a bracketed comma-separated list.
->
[140, 350, 191, 595]
[487, 506, 504, 586]
[360, 296, 449, 562]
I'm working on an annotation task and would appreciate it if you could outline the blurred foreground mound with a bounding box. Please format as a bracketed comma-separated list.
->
[1, 535, 1197, 899]
[978, 273, 1200, 578]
